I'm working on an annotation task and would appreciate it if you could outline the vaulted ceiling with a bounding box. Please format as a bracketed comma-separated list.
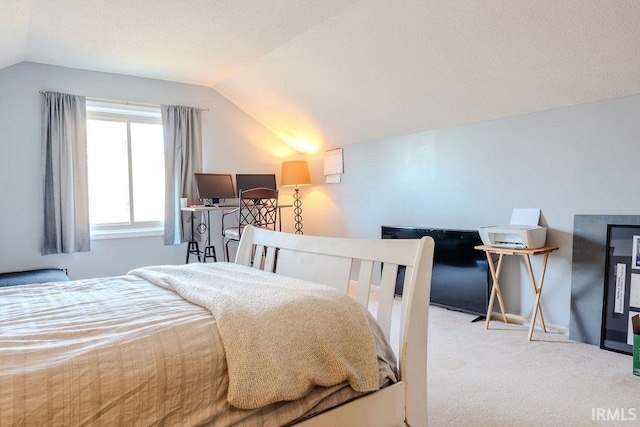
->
[3, 0, 640, 151]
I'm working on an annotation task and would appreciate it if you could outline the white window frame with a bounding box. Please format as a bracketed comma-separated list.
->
[86, 100, 164, 239]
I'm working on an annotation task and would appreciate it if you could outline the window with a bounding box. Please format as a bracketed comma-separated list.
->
[86, 101, 165, 237]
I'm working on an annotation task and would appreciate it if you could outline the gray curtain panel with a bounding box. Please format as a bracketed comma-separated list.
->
[41, 91, 90, 254]
[161, 105, 202, 245]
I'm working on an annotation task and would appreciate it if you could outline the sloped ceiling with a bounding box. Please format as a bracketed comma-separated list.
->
[3, 0, 640, 150]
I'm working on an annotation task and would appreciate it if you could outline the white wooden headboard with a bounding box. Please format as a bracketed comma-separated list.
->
[235, 226, 435, 426]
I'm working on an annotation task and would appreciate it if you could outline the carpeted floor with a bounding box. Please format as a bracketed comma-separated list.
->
[426, 306, 639, 426]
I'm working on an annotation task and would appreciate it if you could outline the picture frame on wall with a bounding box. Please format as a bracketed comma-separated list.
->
[601, 224, 640, 354]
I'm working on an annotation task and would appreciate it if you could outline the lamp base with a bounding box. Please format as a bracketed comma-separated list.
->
[293, 188, 303, 235]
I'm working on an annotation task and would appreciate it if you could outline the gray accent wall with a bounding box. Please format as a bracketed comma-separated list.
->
[0, 62, 291, 279]
[303, 92, 640, 333]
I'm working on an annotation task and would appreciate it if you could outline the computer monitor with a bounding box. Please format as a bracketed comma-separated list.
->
[235, 174, 277, 197]
[194, 173, 236, 206]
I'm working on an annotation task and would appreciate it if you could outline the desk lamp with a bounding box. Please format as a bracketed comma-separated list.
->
[281, 160, 311, 235]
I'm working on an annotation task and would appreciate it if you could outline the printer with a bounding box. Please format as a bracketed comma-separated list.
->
[478, 208, 547, 249]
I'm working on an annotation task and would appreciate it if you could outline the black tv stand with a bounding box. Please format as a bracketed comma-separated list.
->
[443, 306, 486, 323]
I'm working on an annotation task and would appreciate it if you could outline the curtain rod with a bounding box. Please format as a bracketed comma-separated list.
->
[38, 90, 209, 111]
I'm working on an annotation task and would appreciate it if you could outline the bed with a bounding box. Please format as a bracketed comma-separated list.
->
[0, 226, 434, 426]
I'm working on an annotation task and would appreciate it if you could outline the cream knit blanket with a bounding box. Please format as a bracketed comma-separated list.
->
[128, 262, 380, 410]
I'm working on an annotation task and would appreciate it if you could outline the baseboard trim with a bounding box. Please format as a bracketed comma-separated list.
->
[489, 311, 569, 336]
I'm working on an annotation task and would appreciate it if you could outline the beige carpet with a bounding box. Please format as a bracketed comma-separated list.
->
[426, 306, 639, 426]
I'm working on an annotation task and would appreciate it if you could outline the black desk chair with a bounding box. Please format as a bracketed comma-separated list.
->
[222, 187, 279, 262]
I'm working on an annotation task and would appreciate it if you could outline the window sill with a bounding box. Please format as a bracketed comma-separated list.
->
[90, 227, 163, 240]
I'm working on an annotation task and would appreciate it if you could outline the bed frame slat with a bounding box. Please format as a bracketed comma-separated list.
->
[377, 263, 399, 340]
[398, 264, 414, 368]
[252, 244, 265, 269]
[263, 246, 277, 272]
[355, 260, 374, 308]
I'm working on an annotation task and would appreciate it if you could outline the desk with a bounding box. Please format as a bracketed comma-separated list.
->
[474, 245, 558, 341]
[181, 204, 291, 263]
[182, 205, 236, 263]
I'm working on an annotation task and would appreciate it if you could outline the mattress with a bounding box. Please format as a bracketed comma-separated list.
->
[0, 265, 397, 426]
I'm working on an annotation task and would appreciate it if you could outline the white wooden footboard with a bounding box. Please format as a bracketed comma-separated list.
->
[235, 226, 434, 427]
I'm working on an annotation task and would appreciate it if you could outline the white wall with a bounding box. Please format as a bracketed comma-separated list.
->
[0, 62, 292, 279]
[4, 60, 640, 331]
[303, 93, 640, 329]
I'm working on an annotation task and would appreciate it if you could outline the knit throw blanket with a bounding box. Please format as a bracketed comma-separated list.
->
[128, 262, 380, 410]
